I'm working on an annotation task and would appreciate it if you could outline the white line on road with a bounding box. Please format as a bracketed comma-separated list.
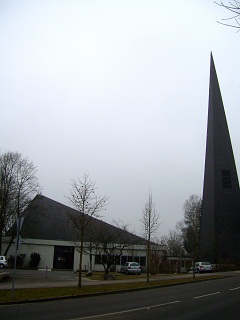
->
[194, 292, 220, 299]
[229, 287, 240, 291]
[71, 300, 181, 320]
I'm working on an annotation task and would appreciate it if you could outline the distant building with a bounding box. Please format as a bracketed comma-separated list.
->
[3, 195, 167, 271]
[199, 54, 240, 264]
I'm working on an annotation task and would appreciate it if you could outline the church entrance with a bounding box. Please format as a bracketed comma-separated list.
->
[53, 246, 74, 269]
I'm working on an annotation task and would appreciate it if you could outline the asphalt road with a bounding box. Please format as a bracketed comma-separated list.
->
[1, 273, 240, 320]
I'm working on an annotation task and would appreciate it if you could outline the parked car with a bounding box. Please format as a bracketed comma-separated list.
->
[120, 262, 141, 275]
[194, 261, 212, 273]
[0, 256, 8, 269]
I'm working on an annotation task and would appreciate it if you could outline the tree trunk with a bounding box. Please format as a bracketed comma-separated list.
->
[78, 237, 84, 288]
[147, 238, 150, 283]
[0, 225, 2, 255]
[89, 237, 93, 271]
[146, 220, 151, 283]
[4, 235, 14, 256]
[89, 253, 92, 271]
[4, 232, 16, 256]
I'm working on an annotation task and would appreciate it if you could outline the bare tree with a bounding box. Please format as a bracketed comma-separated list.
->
[127, 243, 141, 263]
[140, 192, 160, 282]
[149, 238, 164, 275]
[0, 151, 40, 255]
[161, 228, 183, 257]
[82, 219, 95, 272]
[215, 1, 240, 30]
[181, 195, 202, 262]
[67, 174, 108, 288]
[94, 221, 132, 277]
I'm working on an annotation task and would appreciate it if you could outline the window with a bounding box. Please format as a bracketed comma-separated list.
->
[121, 256, 127, 265]
[115, 256, 121, 265]
[222, 170, 232, 189]
[134, 256, 140, 263]
[140, 256, 146, 266]
[95, 255, 101, 264]
[95, 254, 107, 264]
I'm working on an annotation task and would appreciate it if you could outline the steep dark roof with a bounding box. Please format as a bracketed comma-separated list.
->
[18, 195, 146, 245]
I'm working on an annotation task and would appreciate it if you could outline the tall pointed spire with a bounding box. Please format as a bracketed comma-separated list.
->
[199, 53, 240, 264]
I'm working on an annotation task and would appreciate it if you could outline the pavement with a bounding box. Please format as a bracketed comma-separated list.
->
[1, 269, 240, 290]
[0, 269, 91, 289]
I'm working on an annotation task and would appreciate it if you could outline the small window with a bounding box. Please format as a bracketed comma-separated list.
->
[222, 170, 232, 189]
[95, 255, 101, 264]
[140, 256, 146, 266]
[95, 254, 107, 264]
[134, 256, 140, 263]
[121, 256, 127, 265]
[115, 256, 120, 265]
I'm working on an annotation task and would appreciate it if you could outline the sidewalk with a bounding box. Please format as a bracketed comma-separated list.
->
[1, 269, 81, 289]
[1, 269, 239, 290]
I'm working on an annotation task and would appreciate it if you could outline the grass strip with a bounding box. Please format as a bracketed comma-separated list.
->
[0, 275, 222, 304]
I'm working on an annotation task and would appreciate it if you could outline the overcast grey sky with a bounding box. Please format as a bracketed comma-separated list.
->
[1, 1, 240, 237]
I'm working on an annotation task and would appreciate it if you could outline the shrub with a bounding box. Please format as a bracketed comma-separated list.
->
[17, 254, 26, 268]
[8, 254, 26, 268]
[7, 255, 14, 268]
[29, 252, 41, 268]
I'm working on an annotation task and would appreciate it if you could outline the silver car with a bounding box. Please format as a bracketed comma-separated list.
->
[120, 262, 141, 275]
[194, 261, 212, 273]
[0, 256, 8, 269]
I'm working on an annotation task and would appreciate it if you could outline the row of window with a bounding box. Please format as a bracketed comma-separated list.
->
[95, 255, 146, 266]
[222, 170, 232, 189]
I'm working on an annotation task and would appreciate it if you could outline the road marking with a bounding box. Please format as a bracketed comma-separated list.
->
[70, 300, 180, 319]
[229, 287, 240, 291]
[194, 292, 220, 299]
